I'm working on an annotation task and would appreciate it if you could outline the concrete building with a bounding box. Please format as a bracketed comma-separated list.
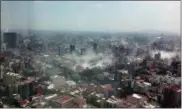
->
[1, 43, 7, 52]
[3, 32, 19, 48]
[162, 84, 181, 107]
[92, 43, 97, 53]
[3, 72, 21, 85]
[116, 87, 123, 98]
[58, 46, 64, 56]
[80, 48, 86, 55]
[106, 97, 118, 108]
[70, 44, 75, 53]
[18, 77, 36, 99]
[154, 53, 161, 61]
[117, 93, 148, 108]
[73, 94, 86, 108]
[98, 84, 113, 98]
[133, 78, 151, 94]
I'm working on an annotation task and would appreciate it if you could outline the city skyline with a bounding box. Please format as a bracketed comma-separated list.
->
[1, 1, 180, 34]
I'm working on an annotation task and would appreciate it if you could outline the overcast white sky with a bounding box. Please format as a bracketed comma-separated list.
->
[1, 1, 180, 34]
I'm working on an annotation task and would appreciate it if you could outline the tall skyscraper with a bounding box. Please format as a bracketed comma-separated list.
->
[3, 32, 19, 48]
[70, 44, 75, 53]
[58, 46, 64, 55]
[93, 43, 97, 53]
[154, 52, 161, 60]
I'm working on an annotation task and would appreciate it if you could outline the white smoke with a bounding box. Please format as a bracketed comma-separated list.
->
[60, 49, 114, 71]
[151, 50, 178, 59]
[120, 39, 128, 46]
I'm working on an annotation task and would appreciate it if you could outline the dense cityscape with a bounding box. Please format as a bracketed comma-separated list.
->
[0, 30, 181, 108]
[1, 1, 181, 108]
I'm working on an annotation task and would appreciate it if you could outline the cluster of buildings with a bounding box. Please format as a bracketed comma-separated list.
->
[0, 31, 181, 108]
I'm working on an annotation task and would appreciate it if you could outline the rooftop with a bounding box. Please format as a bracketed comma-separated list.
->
[143, 82, 151, 86]
[106, 97, 120, 104]
[117, 70, 128, 74]
[135, 76, 141, 80]
[45, 94, 57, 100]
[25, 77, 35, 84]
[132, 94, 141, 99]
[164, 84, 181, 92]
[47, 84, 54, 89]
[118, 93, 147, 108]
[56, 95, 73, 104]
[101, 84, 113, 90]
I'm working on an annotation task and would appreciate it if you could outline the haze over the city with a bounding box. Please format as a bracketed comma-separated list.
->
[1, 1, 180, 34]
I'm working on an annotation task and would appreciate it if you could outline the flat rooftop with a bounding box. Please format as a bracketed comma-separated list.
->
[56, 95, 73, 104]
[101, 84, 113, 90]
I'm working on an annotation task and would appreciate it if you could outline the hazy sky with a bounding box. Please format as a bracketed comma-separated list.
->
[1, 1, 180, 34]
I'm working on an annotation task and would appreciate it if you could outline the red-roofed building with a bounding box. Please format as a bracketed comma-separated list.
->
[101, 84, 113, 91]
[19, 99, 26, 105]
[57, 96, 72, 104]
[51, 95, 74, 108]
[117, 94, 147, 108]
[98, 84, 114, 97]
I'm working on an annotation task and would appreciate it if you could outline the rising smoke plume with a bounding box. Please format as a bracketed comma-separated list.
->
[150, 50, 179, 59]
[60, 49, 114, 72]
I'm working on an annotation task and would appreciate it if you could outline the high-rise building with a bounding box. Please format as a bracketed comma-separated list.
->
[5, 84, 19, 98]
[18, 83, 29, 99]
[58, 46, 64, 56]
[70, 44, 75, 53]
[3, 32, 19, 48]
[92, 43, 97, 52]
[162, 84, 181, 108]
[7, 77, 35, 99]
[80, 48, 86, 55]
[154, 53, 161, 60]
